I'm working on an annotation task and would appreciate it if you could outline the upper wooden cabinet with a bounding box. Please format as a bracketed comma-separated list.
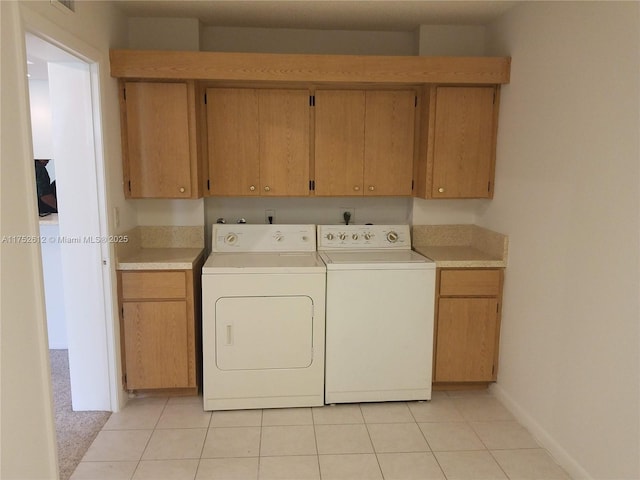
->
[415, 85, 499, 199]
[205, 87, 311, 196]
[110, 51, 511, 200]
[314, 89, 416, 196]
[120, 81, 201, 198]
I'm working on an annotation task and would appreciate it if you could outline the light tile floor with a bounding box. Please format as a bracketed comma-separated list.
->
[70, 391, 571, 480]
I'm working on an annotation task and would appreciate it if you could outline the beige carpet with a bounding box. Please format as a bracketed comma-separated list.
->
[50, 349, 111, 480]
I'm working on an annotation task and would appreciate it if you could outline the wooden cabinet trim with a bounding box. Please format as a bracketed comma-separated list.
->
[110, 50, 511, 85]
[439, 268, 502, 297]
[121, 271, 187, 300]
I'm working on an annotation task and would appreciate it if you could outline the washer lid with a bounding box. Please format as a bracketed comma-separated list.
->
[203, 252, 326, 274]
[320, 250, 435, 269]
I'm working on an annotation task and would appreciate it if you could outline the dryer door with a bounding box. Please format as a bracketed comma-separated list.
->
[215, 295, 314, 370]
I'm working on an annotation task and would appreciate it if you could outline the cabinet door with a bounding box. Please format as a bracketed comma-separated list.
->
[124, 82, 193, 198]
[258, 89, 310, 196]
[431, 86, 496, 198]
[364, 90, 416, 196]
[435, 297, 499, 382]
[123, 300, 190, 389]
[314, 90, 366, 196]
[206, 88, 260, 195]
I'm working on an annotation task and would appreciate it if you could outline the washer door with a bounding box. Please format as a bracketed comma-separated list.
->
[215, 296, 314, 370]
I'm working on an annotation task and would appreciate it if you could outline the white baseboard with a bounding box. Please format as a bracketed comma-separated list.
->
[490, 383, 592, 480]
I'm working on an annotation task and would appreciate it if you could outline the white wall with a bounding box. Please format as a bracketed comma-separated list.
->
[417, 24, 486, 56]
[29, 79, 54, 158]
[483, 3, 640, 479]
[128, 17, 200, 50]
[1, 2, 59, 477]
[201, 26, 417, 55]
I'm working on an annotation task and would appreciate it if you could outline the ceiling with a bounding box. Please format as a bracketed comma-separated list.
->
[112, 0, 518, 31]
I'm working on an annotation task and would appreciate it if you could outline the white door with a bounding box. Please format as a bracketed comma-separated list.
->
[49, 61, 111, 410]
[215, 296, 313, 370]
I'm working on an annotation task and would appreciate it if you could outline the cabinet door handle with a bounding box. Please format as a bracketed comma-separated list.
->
[179, 187, 185, 193]
[368, 185, 375, 191]
[353, 186, 360, 191]
[249, 185, 256, 191]
[225, 325, 233, 345]
[264, 186, 271, 192]
[438, 187, 445, 193]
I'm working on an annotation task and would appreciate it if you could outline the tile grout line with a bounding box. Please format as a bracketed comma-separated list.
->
[358, 403, 384, 479]
[256, 409, 264, 480]
[129, 396, 170, 480]
[193, 400, 215, 480]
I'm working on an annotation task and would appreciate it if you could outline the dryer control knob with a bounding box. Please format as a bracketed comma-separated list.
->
[364, 233, 374, 240]
[225, 233, 238, 245]
[338, 233, 347, 241]
[326, 233, 334, 240]
[352, 234, 359, 240]
[386, 231, 399, 243]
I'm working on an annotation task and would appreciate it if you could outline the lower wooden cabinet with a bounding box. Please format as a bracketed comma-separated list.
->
[118, 265, 202, 393]
[433, 268, 504, 385]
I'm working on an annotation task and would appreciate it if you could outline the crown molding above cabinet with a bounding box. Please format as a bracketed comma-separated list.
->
[110, 49, 511, 85]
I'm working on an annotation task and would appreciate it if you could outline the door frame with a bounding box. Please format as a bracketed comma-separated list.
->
[22, 6, 122, 412]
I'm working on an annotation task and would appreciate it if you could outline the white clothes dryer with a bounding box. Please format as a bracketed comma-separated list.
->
[202, 224, 326, 411]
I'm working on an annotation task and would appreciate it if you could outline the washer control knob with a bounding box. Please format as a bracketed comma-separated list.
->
[326, 233, 334, 241]
[364, 232, 374, 240]
[386, 231, 399, 243]
[338, 233, 347, 241]
[225, 233, 238, 245]
[274, 233, 284, 242]
[352, 233, 359, 240]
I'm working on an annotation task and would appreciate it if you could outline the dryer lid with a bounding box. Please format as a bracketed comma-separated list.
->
[203, 252, 326, 274]
[320, 250, 434, 270]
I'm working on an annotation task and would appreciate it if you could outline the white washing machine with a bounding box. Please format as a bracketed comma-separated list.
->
[202, 224, 326, 411]
[317, 224, 436, 404]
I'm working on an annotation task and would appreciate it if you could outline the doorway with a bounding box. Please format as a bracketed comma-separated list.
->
[26, 33, 115, 411]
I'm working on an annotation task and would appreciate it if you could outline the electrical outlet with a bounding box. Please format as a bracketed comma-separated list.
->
[340, 207, 355, 225]
[265, 209, 276, 224]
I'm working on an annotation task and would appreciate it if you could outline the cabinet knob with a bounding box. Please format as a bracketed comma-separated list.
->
[368, 185, 375, 191]
[264, 186, 271, 192]
[353, 186, 360, 191]
[438, 187, 445, 193]
[249, 185, 256, 191]
[179, 187, 185, 193]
